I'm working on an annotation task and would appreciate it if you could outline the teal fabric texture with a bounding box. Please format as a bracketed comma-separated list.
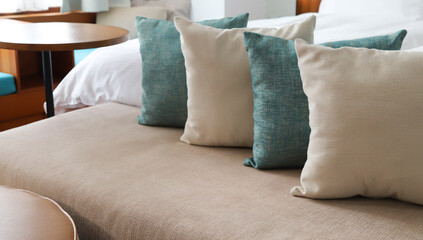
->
[243, 30, 407, 169]
[0, 72, 16, 96]
[136, 14, 249, 127]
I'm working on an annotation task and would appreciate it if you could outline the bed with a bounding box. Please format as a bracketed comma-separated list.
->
[51, 9, 423, 113]
[2, 0, 423, 239]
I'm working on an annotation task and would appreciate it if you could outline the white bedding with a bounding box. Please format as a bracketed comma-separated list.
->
[249, 13, 423, 50]
[52, 13, 423, 113]
[318, 0, 423, 20]
[52, 39, 142, 113]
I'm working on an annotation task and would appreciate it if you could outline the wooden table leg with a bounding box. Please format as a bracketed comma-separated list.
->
[41, 51, 55, 117]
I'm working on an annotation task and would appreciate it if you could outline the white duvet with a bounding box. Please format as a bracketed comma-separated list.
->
[52, 14, 423, 113]
[249, 13, 423, 49]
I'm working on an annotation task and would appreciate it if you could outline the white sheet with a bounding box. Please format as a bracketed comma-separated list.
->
[318, 0, 423, 20]
[248, 13, 423, 50]
[52, 13, 423, 113]
[409, 46, 423, 52]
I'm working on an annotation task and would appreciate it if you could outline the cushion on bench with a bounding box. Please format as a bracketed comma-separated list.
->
[0, 103, 422, 239]
[0, 72, 16, 96]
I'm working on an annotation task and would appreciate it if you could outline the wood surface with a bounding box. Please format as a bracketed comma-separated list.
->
[0, 21, 129, 51]
[0, 49, 20, 90]
[0, 113, 45, 131]
[0, 6, 60, 17]
[0, 11, 96, 23]
[0, 12, 103, 131]
[0, 87, 46, 122]
[297, 0, 322, 14]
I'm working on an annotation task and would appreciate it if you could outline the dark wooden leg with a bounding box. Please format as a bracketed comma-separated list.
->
[41, 51, 55, 117]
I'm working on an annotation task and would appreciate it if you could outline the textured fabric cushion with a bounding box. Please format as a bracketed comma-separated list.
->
[0, 72, 16, 96]
[1, 103, 423, 239]
[136, 13, 249, 128]
[243, 30, 407, 169]
[177, 16, 316, 147]
[96, 6, 169, 39]
[291, 39, 423, 205]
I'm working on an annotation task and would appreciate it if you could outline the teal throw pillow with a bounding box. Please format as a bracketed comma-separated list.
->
[136, 14, 249, 127]
[243, 30, 407, 169]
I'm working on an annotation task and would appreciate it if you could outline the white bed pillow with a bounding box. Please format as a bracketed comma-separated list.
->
[131, 0, 191, 19]
[319, 0, 423, 19]
[96, 6, 169, 39]
[291, 39, 423, 205]
[52, 39, 142, 114]
[175, 16, 316, 147]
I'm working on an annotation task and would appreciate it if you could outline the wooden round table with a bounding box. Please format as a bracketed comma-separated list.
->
[0, 185, 77, 240]
[0, 20, 129, 117]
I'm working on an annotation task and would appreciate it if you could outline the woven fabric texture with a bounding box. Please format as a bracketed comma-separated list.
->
[136, 13, 249, 128]
[176, 16, 316, 147]
[0, 103, 422, 239]
[243, 30, 407, 169]
[292, 39, 423, 206]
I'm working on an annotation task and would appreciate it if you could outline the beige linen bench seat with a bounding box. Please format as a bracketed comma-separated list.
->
[0, 103, 422, 239]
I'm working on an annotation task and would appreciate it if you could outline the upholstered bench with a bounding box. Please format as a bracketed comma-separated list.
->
[0, 72, 16, 96]
[0, 186, 77, 240]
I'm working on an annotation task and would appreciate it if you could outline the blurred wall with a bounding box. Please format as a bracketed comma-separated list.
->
[191, 0, 296, 21]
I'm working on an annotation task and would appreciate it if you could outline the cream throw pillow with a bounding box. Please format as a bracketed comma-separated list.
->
[291, 39, 423, 205]
[175, 16, 316, 147]
[96, 6, 169, 39]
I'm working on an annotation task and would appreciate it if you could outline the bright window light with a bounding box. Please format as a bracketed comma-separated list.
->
[0, 0, 62, 13]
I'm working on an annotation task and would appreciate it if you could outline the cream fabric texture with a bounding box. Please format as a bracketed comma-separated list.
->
[176, 16, 316, 147]
[96, 6, 169, 39]
[292, 39, 423, 205]
[1, 103, 423, 239]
